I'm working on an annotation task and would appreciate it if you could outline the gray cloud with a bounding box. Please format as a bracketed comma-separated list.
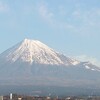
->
[75, 55, 100, 67]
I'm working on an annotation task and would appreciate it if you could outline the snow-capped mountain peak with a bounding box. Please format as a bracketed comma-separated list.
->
[3, 39, 79, 65]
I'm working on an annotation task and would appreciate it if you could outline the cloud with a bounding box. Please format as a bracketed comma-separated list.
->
[71, 7, 100, 35]
[38, 3, 54, 24]
[72, 10, 81, 18]
[0, 1, 9, 12]
[37, 2, 76, 32]
[37, 1, 100, 34]
[75, 55, 100, 67]
[59, 5, 66, 16]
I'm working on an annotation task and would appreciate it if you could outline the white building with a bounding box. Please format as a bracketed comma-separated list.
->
[10, 93, 12, 100]
[0, 96, 3, 100]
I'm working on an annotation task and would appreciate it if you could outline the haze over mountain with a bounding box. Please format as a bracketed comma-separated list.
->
[0, 39, 100, 95]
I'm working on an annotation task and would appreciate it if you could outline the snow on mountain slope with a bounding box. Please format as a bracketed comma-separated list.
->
[0, 38, 99, 73]
[83, 62, 100, 71]
[1, 39, 80, 66]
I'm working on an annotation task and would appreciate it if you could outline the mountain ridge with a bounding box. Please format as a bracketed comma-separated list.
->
[0, 39, 100, 89]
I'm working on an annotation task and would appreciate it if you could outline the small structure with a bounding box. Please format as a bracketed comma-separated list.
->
[0, 96, 3, 100]
[46, 96, 51, 100]
[18, 98, 22, 100]
[10, 93, 12, 100]
[65, 97, 71, 100]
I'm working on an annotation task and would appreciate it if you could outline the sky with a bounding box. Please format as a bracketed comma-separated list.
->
[0, 0, 100, 66]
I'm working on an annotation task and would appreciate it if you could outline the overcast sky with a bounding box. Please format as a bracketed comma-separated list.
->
[0, 0, 100, 66]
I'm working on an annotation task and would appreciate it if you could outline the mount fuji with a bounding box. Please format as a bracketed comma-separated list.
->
[1, 39, 80, 66]
[0, 39, 100, 95]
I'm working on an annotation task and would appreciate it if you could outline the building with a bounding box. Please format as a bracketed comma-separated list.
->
[0, 96, 3, 100]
